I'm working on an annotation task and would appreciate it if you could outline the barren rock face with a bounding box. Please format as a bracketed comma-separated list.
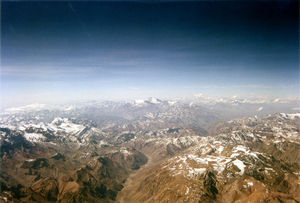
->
[30, 178, 58, 201]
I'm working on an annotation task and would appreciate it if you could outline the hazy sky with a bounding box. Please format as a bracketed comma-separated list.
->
[1, 1, 299, 107]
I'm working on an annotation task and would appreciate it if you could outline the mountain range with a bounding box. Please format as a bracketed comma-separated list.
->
[0, 98, 299, 202]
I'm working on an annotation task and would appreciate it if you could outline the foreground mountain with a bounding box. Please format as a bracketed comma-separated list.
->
[120, 113, 300, 202]
[0, 100, 299, 202]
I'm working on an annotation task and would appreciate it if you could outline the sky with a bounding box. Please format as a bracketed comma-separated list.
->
[1, 1, 299, 107]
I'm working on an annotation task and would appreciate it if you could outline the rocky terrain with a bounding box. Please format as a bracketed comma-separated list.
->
[121, 113, 300, 202]
[0, 98, 299, 202]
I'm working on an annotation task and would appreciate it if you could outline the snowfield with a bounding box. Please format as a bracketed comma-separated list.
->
[24, 133, 46, 142]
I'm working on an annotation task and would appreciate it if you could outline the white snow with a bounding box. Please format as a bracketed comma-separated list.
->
[231, 145, 258, 159]
[5, 103, 46, 113]
[167, 101, 177, 106]
[233, 145, 248, 153]
[185, 187, 190, 195]
[145, 113, 154, 119]
[273, 140, 281, 144]
[280, 113, 300, 120]
[194, 168, 206, 174]
[49, 117, 85, 134]
[148, 97, 161, 104]
[64, 105, 75, 111]
[232, 159, 246, 175]
[187, 167, 206, 177]
[247, 133, 255, 138]
[134, 99, 145, 105]
[172, 154, 232, 175]
[0, 124, 17, 130]
[216, 146, 224, 154]
[24, 133, 45, 142]
[287, 113, 300, 120]
[257, 107, 263, 112]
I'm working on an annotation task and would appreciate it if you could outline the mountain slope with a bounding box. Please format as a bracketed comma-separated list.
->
[119, 113, 300, 202]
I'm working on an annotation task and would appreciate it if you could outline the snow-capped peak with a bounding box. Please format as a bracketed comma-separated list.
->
[133, 97, 162, 106]
[147, 97, 161, 104]
[134, 99, 146, 105]
[5, 103, 46, 113]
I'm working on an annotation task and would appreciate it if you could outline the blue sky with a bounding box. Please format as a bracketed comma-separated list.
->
[1, 1, 299, 107]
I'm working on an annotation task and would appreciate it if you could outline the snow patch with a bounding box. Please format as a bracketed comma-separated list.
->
[49, 117, 85, 134]
[5, 103, 46, 113]
[24, 133, 46, 142]
[232, 159, 246, 175]
[280, 113, 300, 120]
[216, 146, 224, 154]
[257, 107, 263, 112]
[185, 187, 190, 195]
